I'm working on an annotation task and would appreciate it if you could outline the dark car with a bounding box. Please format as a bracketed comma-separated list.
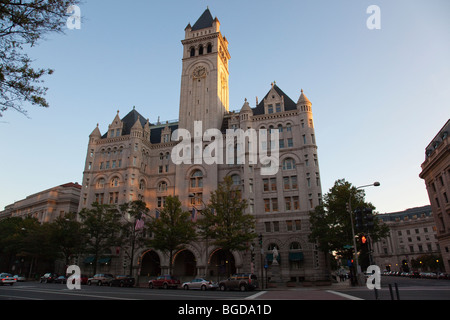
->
[87, 273, 114, 286]
[109, 275, 135, 287]
[219, 273, 258, 292]
[54, 275, 67, 284]
[40, 273, 58, 283]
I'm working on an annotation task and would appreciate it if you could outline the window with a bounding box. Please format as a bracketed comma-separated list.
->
[207, 43, 212, 53]
[158, 181, 167, 192]
[286, 123, 292, 132]
[231, 174, 241, 186]
[287, 138, 293, 148]
[190, 170, 203, 188]
[276, 103, 281, 113]
[268, 104, 273, 114]
[199, 45, 204, 55]
[190, 47, 195, 57]
[97, 178, 105, 188]
[110, 177, 119, 187]
[282, 158, 296, 170]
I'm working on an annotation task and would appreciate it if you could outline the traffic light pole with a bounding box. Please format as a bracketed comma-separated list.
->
[348, 182, 380, 286]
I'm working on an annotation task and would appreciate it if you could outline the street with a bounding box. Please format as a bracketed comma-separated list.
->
[1, 276, 450, 301]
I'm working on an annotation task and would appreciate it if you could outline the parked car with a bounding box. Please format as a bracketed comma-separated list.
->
[54, 275, 67, 284]
[0, 273, 17, 286]
[409, 271, 421, 278]
[80, 274, 89, 285]
[40, 273, 58, 283]
[87, 274, 114, 286]
[13, 275, 26, 282]
[148, 275, 180, 289]
[109, 275, 135, 287]
[182, 278, 218, 290]
[219, 273, 258, 292]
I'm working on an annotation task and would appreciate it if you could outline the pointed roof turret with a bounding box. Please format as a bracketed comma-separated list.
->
[89, 123, 101, 138]
[240, 98, 252, 114]
[297, 89, 312, 105]
[192, 8, 214, 31]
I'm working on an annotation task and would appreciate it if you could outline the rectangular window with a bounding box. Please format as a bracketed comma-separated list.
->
[293, 196, 299, 210]
[276, 103, 281, 113]
[287, 138, 293, 148]
[285, 197, 291, 211]
[291, 176, 298, 189]
[264, 199, 271, 212]
[268, 104, 273, 114]
[272, 198, 278, 212]
[279, 139, 285, 149]
[263, 179, 269, 192]
[286, 220, 293, 231]
[270, 178, 277, 191]
[284, 177, 290, 190]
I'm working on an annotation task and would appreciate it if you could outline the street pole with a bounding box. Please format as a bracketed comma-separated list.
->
[348, 181, 380, 286]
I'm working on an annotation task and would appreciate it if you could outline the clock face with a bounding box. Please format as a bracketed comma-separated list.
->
[193, 66, 207, 79]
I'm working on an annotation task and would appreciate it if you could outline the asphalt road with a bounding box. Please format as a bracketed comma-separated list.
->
[1, 276, 449, 301]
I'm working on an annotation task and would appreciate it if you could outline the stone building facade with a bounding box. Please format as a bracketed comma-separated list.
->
[78, 9, 328, 284]
[372, 206, 440, 272]
[0, 182, 81, 223]
[420, 119, 450, 272]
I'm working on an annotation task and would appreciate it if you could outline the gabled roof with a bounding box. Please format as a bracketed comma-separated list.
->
[191, 8, 214, 31]
[252, 84, 298, 115]
[120, 108, 147, 135]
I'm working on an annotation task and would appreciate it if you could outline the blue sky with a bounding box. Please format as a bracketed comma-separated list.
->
[0, 0, 449, 213]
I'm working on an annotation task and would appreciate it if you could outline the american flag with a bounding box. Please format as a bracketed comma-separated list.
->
[135, 218, 145, 231]
[191, 207, 197, 222]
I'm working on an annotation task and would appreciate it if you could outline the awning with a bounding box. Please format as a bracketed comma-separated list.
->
[266, 254, 281, 263]
[289, 252, 304, 262]
[83, 256, 95, 264]
[98, 257, 111, 264]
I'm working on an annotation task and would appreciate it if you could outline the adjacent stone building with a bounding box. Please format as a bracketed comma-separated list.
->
[0, 182, 81, 223]
[372, 205, 440, 272]
[78, 9, 328, 284]
[420, 119, 450, 272]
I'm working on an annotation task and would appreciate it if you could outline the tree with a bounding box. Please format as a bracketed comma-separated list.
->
[118, 200, 150, 276]
[78, 203, 122, 275]
[146, 196, 197, 275]
[309, 179, 389, 271]
[0, 0, 80, 117]
[50, 212, 85, 267]
[198, 176, 256, 252]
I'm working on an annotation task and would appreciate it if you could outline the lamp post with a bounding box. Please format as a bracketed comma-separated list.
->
[348, 181, 380, 285]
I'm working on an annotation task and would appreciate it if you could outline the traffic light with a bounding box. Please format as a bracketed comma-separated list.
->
[258, 234, 263, 245]
[361, 235, 367, 244]
[364, 208, 374, 230]
[354, 208, 363, 230]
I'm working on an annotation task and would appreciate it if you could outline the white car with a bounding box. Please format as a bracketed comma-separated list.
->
[182, 278, 218, 290]
[0, 273, 17, 286]
[13, 275, 26, 282]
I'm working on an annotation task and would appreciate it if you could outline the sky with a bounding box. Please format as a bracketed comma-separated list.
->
[0, 0, 449, 214]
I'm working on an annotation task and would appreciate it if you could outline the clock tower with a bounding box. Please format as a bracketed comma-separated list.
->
[178, 8, 231, 134]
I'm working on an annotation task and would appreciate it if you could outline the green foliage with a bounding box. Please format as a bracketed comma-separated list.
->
[198, 176, 256, 252]
[0, 0, 80, 117]
[146, 196, 197, 275]
[309, 179, 389, 259]
[78, 202, 123, 274]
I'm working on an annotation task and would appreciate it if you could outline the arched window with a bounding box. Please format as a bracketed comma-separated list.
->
[110, 177, 120, 187]
[282, 158, 296, 170]
[231, 174, 240, 186]
[158, 181, 167, 192]
[199, 45, 204, 55]
[97, 178, 105, 188]
[190, 170, 203, 188]
[139, 180, 146, 191]
[207, 43, 212, 53]
[190, 47, 195, 57]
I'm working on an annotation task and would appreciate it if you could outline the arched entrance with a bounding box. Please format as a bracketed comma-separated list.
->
[209, 249, 236, 281]
[173, 249, 196, 278]
[140, 250, 161, 278]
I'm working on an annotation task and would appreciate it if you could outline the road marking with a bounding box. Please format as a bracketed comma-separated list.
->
[245, 291, 267, 300]
[2, 287, 138, 300]
[0, 293, 43, 300]
[326, 290, 364, 300]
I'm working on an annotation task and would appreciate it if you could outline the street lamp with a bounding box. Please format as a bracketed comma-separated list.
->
[348, 181, 380, 285]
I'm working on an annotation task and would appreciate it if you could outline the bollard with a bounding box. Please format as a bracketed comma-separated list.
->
[388, 284, 394, 300]
[395, 283, 400, 300]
